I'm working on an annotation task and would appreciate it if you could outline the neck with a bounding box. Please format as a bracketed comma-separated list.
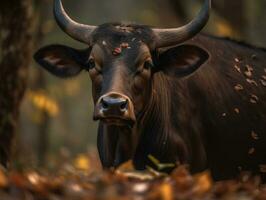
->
[133, 73, 189, 170]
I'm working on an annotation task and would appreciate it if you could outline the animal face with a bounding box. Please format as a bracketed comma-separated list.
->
[34, 0, 210, 127]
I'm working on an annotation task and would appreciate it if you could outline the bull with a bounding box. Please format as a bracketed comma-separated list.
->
[33, 0, 266, 180]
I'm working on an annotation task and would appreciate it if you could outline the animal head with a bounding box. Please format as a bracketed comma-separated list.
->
[34, 0, 210, 127]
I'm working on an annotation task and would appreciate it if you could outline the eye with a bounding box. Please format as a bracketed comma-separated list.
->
[85, 58, 95, 70]
[143, 59, 154, 70]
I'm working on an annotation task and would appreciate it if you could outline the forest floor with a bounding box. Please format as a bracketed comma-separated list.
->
[0, 153, 266, 200]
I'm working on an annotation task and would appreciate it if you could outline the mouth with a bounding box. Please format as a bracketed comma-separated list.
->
[94, 116, 135, 127]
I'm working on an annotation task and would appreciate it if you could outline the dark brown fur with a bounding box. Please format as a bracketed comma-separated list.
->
[34, 23, 266, 181]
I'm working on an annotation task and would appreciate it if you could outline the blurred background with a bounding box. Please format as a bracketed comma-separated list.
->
[2, 0, 265, 168]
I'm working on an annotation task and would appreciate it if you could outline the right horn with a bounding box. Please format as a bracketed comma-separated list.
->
[54, 0, 97, 44]
[153, 0, 211, 48]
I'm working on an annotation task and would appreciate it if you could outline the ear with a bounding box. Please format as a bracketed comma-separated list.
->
[34, 45, 90, 78]
[157, 44, 209, 78]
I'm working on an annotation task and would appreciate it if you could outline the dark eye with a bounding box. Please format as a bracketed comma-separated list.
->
[144, 59, 154, 70]
[85, 58, 95, 70]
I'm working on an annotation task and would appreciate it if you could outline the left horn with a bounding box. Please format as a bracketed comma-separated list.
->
[153, 0, 211, 48]
[54, 0, 97, 44]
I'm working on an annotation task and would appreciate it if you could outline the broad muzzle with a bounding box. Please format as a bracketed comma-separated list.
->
[94, 92, 136, 126]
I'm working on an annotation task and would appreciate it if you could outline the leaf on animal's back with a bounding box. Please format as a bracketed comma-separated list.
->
[234, 108, 240, 114]
[234, 65, 241, 73]
[234, 58, 242, 63]
[259, 165, 266, 173]
[244, 70, 252, 78]
[260, 79, 266, 87]
[234, 84, 244, 91]
[248, 148, 255, 155]
[250, 94, 259, 104]
[246, 79, 258, 86]
[251, 131, 259, 140]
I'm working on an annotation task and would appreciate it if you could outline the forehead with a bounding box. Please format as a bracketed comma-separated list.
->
[91, 23, 156, 51]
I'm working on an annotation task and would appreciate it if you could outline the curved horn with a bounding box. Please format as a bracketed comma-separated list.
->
[54, 0, 97, 44]
[153, 0, 211, 48]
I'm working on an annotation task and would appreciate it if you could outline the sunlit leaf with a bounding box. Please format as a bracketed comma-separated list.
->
[27, 90, 59, 117]
[193, 171, 213, 196]
[216, 20, 234, 37]
[160, 182, 173, 200]
[74, 154, 90, 171]
[0, 167, 7, 188]
[148, 154, 176, 171]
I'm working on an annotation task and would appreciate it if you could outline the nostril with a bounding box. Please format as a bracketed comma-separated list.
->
[120, 100, 128, 111]
[101, 99, 109, 110]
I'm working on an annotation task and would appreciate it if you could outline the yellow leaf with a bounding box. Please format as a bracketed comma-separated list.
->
[74, 154, 90, 171]
[148, 154, 175, 171]
[160, 182, 173, 200]
[27, 90, 59, 117]
[0, 167, 8, 188]
[216, 20, 234, 37]
[193, 171, 212, 196]
[116, 160, 134, 172]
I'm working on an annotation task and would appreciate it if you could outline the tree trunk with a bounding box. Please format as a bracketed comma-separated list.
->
[0, 0, 34, 167]
[33, 0, 51, 167]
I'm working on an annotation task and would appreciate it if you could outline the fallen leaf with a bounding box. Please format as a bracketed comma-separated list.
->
[74, 154, 90, 171]
[194, 171, 212, 196]
[117, 160, 134, 172]
[148, 155, 175, 171]
[0, 167, 7, 188]
[116, 171, 154, 181]
[132, 182, 149, 194]
[160, 182, 173, 200]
